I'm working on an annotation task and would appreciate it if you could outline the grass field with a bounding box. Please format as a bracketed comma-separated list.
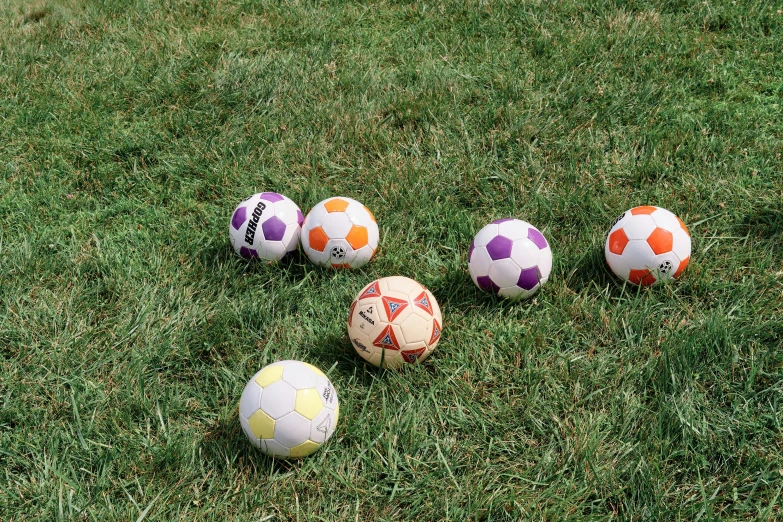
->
[1, 0, 782, 519]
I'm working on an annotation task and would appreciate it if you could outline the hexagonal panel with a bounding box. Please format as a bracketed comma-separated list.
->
[672, 229, 692, 261]
[622, 239, 656, 270]
[260, 241, 286, 260]
[488, 258, 522, 288]
[510, 238, 541, 269]
[537, 247, 553, 281]
[263, 439, 290, 457]
[605, 252, 630, 281]
[282, 363, 317, 390]
[496, 219, 528, 241]
[624, 215, 657, 240]
[346, 225, 369, 249]
[486, 235, 513, 260]
[324, 198, 349, 213]
[239, 381, 262, 419]
[607, 228, 629, 255]
[647, 227, 673, 255]
[308, 226, 329, 252]
[650, 208, 680, 232]
[295, 388, 324, 420]
[254, 365, 284, 388]
[322, 212, 353, 239]
[239, 415, 261, 448]
[398, 311, 429, 344]
[259, 380, 296, 419]
[326, 238, 356, 267]
[274, 412, 312, 449]
[472, 223, 499, 248]
[468, 246, 492, 280]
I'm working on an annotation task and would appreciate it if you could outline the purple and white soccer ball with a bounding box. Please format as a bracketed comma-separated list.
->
[468, 218, 553, 300]
[229, 192, 304, 261]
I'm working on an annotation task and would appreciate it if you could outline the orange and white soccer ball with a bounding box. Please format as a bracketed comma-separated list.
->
[301, 197, 379, 268]
[605, 206, 691, 286]
[348, 276, 442, 369]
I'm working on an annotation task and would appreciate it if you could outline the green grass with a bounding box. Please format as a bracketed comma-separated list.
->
[1, 0, 782, 519]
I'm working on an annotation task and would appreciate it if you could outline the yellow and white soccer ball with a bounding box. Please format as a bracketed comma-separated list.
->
[239, 360, 339, 458]
[348, 276, 443, 369]
[301, 197, 379, 268]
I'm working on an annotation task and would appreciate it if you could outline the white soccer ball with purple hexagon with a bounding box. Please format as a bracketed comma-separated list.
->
[229, 192, 304, 261]
[468, 218, 553, 300]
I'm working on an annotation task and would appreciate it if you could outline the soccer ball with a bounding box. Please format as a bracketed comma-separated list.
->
[468, 219, 553, 300]
[348, 276, 442, 369]
[301, 197, 379, 268]
[238, 360, 339, 458]
[605, 206, 691, 286]
[229, 192, 304, 261]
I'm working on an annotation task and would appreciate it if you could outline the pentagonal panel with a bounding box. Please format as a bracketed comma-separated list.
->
[282, 363, 317, 390]
[624, 215, 657, 240]
[468, 246, 493, 280]
[647, 228, 673, 255]
[472, 223, 499, 248]
[674, 256, 690, 278]
[607, 228, 629, 255]
[259, 380, 296, 419]
[621, 239, 656, 270]
[231, 206, 247, 230]
[346, 225, 369, 249]
[516, 266, 542, 291]
[324, 198, 349, 213]
[295, 388, 324, 420]
[527, 227, 549, 249]
[628, 268, 656, 286]
[262, 216, 286, 241]
[282, 223, 300, 252]
[254, 365, 284, 388]
[475, 275, 500, 293]
[290, 440, 320, 458]
[630, 205, 658, 215]
[322, 212, 353, 239]
[239, 415, 261, 448]
[259, 192, 284, 203]
[496, 219, 529, 241]
[486, 235, 513, 260]
[247, 408, 275, 439]
[510, 238, 541, 269]
[488, 258, 523, 289]
[307, 226, 329, 252]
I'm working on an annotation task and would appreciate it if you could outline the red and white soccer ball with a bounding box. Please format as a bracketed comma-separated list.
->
[605, 206, 691, 286]
[301, 197, 379, 268]
[229, 192, 303, 261]
[348, 276, 442, 369]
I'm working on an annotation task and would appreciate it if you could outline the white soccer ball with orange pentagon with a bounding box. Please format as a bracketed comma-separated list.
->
[301, 197, 379, 268]
[239, 360, 339, 458]
[348, 276, 442, 369]
[605, 206, 691, 286]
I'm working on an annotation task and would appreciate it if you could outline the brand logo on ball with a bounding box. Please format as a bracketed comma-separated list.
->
[244, 201, 267, 244]
[322, 383, 333, 403]
[316, 414, 331, 434]
[358, 306, 375, 329]
[331, 246, 346, 260]
[659, 260, 673, 275]
[351, 338, 369, 353]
